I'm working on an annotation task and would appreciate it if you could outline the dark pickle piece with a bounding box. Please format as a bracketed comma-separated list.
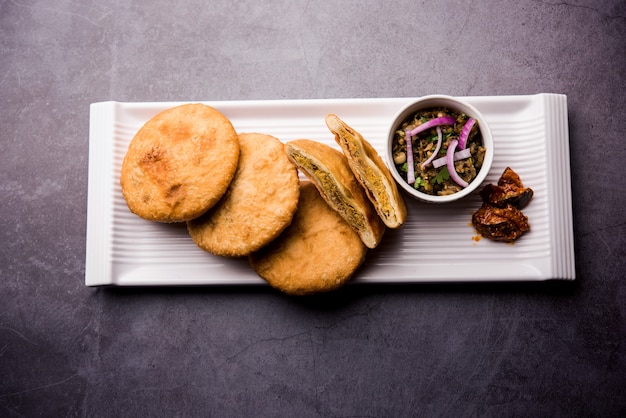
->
[472, 203, 530, 242]
[479, 167, 534, 209]
[472, 167, 534, 242]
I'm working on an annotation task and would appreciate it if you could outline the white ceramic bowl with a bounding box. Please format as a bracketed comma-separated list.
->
[386, 95, 494, 203]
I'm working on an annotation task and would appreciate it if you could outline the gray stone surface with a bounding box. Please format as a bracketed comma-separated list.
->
[1, 0, 625, 416]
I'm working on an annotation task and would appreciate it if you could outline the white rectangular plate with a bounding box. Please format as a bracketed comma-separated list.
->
[86, 94, 575, 286]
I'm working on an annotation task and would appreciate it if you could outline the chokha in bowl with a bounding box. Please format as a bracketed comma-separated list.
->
[387, 95, 494, 203]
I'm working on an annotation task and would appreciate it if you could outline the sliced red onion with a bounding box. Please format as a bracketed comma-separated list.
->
[408, 116, 456, 137]
[421, 126, 443, 169]
[405, 129, 415, 185]
[457, 117, 475, 150]
[446, 140, 468, 188]
[432, 147, 472, 168]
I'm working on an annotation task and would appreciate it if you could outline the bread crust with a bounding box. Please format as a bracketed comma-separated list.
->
[120, 103, 239, 223]
[285, 139, 385, 249]
[249, 181, 366, 295]
[325, 114, 407, 228]
[187, 133, 300, 257]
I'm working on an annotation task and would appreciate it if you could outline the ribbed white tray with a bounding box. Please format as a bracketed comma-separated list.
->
[85, 94, 575, 286]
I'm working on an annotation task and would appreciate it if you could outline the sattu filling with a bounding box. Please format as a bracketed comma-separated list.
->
[291, 153, 367, 231]
[340, 134, 395, 221]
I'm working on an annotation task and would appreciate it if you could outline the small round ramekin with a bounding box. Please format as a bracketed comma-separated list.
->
[386, 95, 494, 203]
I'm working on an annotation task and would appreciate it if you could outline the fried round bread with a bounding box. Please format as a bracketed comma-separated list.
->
[187, 133, 300, 257]
[285, 139, 385, 249]
[120, 103, 240, 223]
[249, 181, 367, 296]
[325, 114, 407, 228]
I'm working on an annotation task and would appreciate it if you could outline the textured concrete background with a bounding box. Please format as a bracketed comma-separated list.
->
[1, 0, 625, 416]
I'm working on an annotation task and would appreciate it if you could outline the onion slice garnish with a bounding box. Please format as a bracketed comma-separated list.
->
[421, 126, 443, 169]
[432, 148, 471, 168]
[405, 129, 415, 185]
[408, 116, 456, 137]
[446, 140, 469, 188]
[457, 117, 475, 150]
